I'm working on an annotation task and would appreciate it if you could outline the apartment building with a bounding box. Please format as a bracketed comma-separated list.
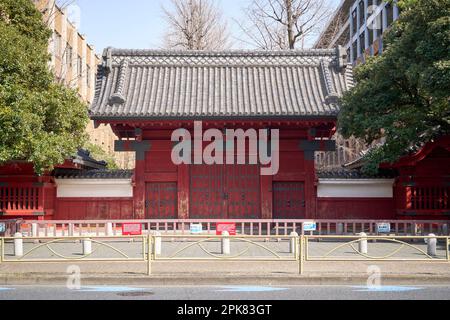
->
[314, 0, 401, 65]
[33, 0, 134, 169]
[312, 0, 402, 169]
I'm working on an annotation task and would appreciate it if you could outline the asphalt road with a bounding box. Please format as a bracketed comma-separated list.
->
[0, 284, 449, 300]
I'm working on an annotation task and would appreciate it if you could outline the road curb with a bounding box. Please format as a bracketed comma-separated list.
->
[1, 273, 450, 286]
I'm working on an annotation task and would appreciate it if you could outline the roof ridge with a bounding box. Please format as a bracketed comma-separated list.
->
[103, 47, 338, 58]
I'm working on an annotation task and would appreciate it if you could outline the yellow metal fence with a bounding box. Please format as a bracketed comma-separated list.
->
[0, 234, 448, 275]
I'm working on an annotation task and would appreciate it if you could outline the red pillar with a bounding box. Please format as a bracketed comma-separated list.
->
[304, 157, 317, 219]
[177, 164, 190, 219]
[260, 175, 273, 219]
[134, 159, 146, 219]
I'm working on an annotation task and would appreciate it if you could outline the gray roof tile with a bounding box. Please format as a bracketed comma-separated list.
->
[54, 169, 133, 179]
[90, 48, 353, 119]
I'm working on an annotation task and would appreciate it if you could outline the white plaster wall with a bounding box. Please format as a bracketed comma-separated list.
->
[318, 179, 394, 198]
[55, 179, 133, 198]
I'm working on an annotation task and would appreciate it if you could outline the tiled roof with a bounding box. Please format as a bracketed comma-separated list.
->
[54, 169, 133, 179]
[90, 47, 354, 119]
[317, 169, 396, 179]
[73, 149, 107, 170]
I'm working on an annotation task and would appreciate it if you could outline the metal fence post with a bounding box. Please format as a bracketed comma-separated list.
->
[298, 235, 304, 275]
[147, 234, 152, 276]
[446, 237, 449, 263]
[0, 238, 3, 264]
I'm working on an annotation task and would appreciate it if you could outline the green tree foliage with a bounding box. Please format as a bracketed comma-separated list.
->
[84, 142, 119, 170]
[338, 0, 450, 174]
[0, 0, 89, 174]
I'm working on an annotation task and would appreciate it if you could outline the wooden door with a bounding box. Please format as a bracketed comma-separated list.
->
[145, 183, 178, 219]
[189, 164, 261, 219]
[273, 182, 306, 219]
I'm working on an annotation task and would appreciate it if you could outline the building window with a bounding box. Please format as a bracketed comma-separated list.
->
[87, 65, 91, 87]
[66, 45, 73, 67]
[77, 55, 82, 77]
[352, 41, 358, 60]
[369, 28, 374, 46]
[352, 9, 357, 35]
[386, 3, 394, 26]
[54, 32, 62, 57]
[358, 1, 365, 27]
[359, 33, 365, 54]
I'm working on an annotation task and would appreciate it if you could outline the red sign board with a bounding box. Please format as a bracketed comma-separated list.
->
[122, 223, 142, 236]
[216, 222, 236, 235]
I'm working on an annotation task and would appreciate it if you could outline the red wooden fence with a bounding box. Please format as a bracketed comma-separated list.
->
[0, 183, 44, 216]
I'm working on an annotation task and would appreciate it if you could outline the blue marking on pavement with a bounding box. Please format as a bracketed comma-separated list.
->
[216, 286, 288, 292]
[77, 286, 144, 293]
[352, 286, 422, 292]
[0, 288, 13, 291]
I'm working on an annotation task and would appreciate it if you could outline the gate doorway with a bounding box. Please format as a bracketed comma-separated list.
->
[273, 182, 306, 219]
[145, 183, 178, 219]
[190, 165, 261, 219]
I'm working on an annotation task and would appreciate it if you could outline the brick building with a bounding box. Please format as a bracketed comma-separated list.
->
[33, 0, 134, 169]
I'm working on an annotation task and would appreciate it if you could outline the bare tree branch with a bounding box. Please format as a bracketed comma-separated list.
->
[162, 0, 231, 50]
[237, 0, 334, 50]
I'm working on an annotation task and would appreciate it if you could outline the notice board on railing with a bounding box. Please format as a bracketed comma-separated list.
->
[122, 223, 142, 235]
[216, 222, 236, 235]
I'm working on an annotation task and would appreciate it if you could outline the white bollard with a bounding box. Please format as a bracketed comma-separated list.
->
[359, 232, 368, 254]
[49, 225, 55, 237]
[427, 233, 437, 256]
[221, 231, 230, 255]
[154, 232, 162, 256]
[31, 223, 39, 244]
[31, 223, 38, 237]
[105, 222, 113, 236]
[337, 223, 344, 235]
[289, 232, 299, 254]
[68, 224, 74, 237]
[14, 232, 23, 257]
[82, 238, 92, 255]
[442, 224, 448, 236]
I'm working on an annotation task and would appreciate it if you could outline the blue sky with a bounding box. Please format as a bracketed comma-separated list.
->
[60, 0, 340, 55]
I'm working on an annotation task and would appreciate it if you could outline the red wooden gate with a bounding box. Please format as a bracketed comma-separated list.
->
[273, 182, 306, 219]
[190, 165, 261, 219]
[190, 165, 225, 219]
[226, 165, 260, 219]
[145, 183, 178, 219]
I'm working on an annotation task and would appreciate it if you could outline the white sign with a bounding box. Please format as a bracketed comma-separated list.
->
[303, 222, 317, 232]
[0, 223, 5, 233]
[377, 223, 391, 233]
[190, 223, 203, 234]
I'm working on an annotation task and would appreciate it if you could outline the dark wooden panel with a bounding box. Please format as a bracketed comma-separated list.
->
[190, 165, 226, 219]
[55, 198, 134, 220]
[273, 182, 306, 219]
[226, 165, 261, 219]
[190, 164, 261, 219]
[145, 183, 178, 219]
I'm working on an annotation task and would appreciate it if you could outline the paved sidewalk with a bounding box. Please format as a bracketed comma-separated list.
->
[0, 260, 449, 286]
